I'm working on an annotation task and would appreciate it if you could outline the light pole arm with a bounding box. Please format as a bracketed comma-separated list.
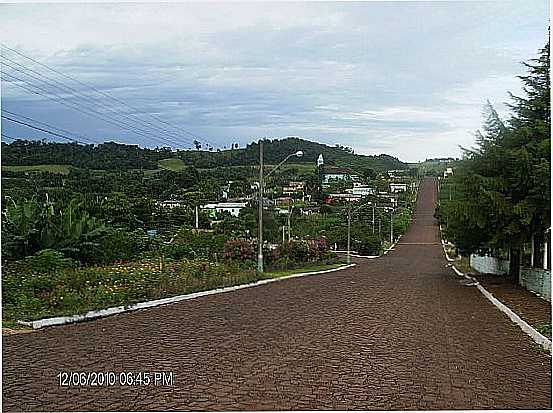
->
[266, 154, 294, 178]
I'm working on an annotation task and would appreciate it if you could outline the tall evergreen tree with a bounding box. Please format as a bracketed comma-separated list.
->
[438, 40, 550, 276]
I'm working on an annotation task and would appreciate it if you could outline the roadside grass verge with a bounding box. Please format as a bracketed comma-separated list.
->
[3, 258, 347, 324]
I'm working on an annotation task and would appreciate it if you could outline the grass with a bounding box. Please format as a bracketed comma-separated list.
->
[3, 258, 346, 324]
[2, 164, 72, 174]
[453, 256, 473, 275]
[2, 320, 31, 330]
[536, 323, 552, 337]
[158, 158, 186, 171]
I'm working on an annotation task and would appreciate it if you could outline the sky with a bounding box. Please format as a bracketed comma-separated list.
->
[1, 1, 549, 162]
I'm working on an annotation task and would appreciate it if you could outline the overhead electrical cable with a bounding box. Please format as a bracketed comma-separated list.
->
[1, 56, 195, 147]
[1, 44, 218, 150]
[2, 114, 94, 145]
[2, 71, 183, 148]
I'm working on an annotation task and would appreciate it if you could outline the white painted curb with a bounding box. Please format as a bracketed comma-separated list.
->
[17, 263, 356, 329]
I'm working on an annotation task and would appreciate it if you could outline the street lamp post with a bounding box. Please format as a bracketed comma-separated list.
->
[390, 208, 394, 244]
[347, 206, 352, 264]
[257, 142, 264, 273]
[346, 202, 371, 264]
[257, 140, 303, 273]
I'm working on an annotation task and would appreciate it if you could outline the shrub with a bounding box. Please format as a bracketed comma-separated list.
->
[278, 240, 309, 263]
[352, 233, 382, 255]
[307, 238, 330, 261]
[95, 229, 149, 264]
[223, 239, 255, 262]
[22, 249, 77, 273]
[171, 228, 226, 260]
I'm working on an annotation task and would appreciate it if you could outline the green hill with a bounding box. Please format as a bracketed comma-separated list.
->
[158, 158, 186, 171]
[1, 137, 406, 173]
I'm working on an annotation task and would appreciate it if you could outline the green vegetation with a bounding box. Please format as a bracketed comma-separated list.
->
[2, 133, 419, 324]
[436, 41, 550, 276]
[158, 158, 186, 171]
[536, 323, 552, 337]
[2, 164, 72, 174]
[2, 137, 406, 172]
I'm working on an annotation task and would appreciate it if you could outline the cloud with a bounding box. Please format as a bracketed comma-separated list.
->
[1, 1, 549, 162]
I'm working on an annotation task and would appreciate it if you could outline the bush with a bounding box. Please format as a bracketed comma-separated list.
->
[22, 249, 77, 273]
[223, 239, 255, 262]
[95, 229, 149, 264]
[171, 228, 226, 260]
[307, 238, 330, 261]
[352, 232, 382, 255]
[278, 240, 309, 263]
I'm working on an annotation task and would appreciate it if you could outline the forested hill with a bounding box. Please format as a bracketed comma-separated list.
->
[1, 137, 406, 171]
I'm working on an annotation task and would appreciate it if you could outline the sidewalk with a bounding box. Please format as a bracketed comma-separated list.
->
[473, 273, 551, 338]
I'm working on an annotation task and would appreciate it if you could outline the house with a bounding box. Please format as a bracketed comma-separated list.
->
[157, 200, 185, 208]
[387, 169, 407, 179]
[322, 167, 358, 184]
[324, 193, 363, 204]
[202, 202, 247, 218]
[377, 193, 399, 207]
[283, 181, 305, 196]
[346, 186, 376, 196]
[275, 196, 293, 206]
[390, 183, 408, 193]
[302, 206, 319, 215]
[443, 167, 454, 178]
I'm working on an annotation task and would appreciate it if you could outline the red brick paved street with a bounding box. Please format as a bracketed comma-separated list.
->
[3, 177, 551, 411]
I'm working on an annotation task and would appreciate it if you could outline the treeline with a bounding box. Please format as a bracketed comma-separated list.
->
[2, 137, 406, 171]
[436, 40, 550, 275]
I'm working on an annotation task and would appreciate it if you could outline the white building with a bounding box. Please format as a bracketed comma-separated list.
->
[390, 183, 408, 193]
[202, 202, 247, 217]
[346, 186, 376, 196]
[157, 200, 185, 208]
[443, 167, 454, 178]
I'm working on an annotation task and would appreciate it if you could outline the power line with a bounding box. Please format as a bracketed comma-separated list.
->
[2, 109, 99, 145]
[2, 71, 184, 148]
[1, 133, 17, 142]
[2, 114, 93, 145]
[1, 44, 218, 150]
[1, 56, 194, 148]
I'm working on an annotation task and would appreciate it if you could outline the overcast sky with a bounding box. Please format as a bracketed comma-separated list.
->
[1, 1, 549, 162]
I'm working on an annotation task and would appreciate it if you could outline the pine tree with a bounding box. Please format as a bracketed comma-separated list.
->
[439, 39, 550, 276]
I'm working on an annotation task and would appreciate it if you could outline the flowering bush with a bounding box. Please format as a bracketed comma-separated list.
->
[307, 238, 330, 262]
[278, 240, 309, 263]
[223, 239, 255, 262]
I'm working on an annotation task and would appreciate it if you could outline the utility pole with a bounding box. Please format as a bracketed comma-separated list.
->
[347, 205, 352, 264]
[287, 205, 292, 242]
[256, 144, 303, 273]
[390, 208, 394, 244]
[372, 203, 375, 234]
[195, 205, 199, 229]
[257, 141, 264, 273]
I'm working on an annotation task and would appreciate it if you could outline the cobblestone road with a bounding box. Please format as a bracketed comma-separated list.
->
[3, 178, 551, 411]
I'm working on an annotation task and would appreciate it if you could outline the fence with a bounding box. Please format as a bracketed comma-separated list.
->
[470, 253, 551, 302]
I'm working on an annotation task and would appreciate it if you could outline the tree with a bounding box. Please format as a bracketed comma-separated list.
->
[438, 40, 550, 276]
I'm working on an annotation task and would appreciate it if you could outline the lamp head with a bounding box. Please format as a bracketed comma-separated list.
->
[295, 150, 304, 157]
